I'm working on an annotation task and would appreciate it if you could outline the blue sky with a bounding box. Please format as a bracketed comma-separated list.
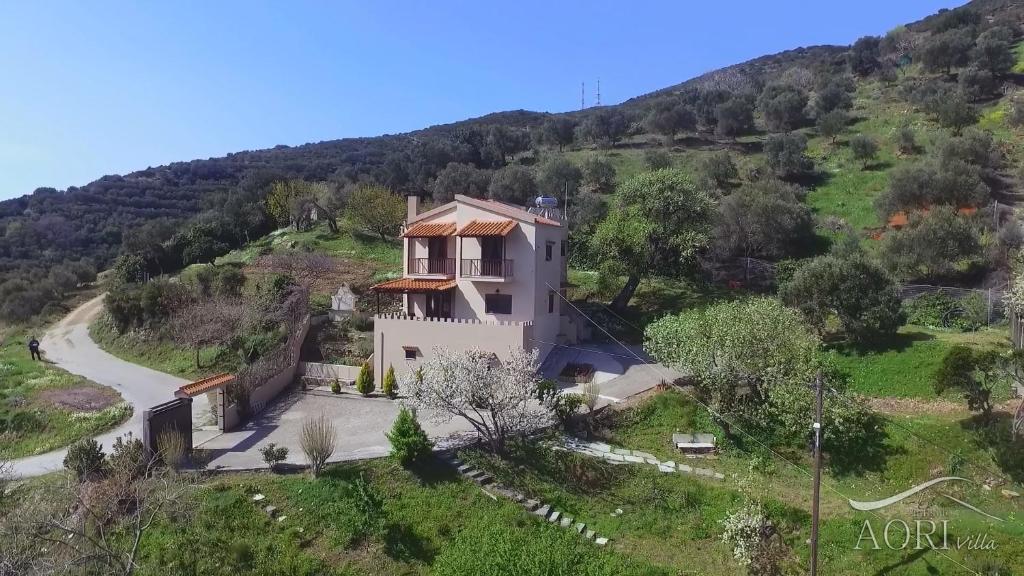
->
[0, 1, 964, 200]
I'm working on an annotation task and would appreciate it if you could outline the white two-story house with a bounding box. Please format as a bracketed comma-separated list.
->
[370, 194, 579, 383]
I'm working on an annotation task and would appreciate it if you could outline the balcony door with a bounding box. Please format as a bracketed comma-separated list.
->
[426, 290, 452, 319]
[480, 237, 504, 277]
[427, 237, 448, 274]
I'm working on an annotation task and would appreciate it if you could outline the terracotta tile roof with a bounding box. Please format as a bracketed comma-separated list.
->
[371, 278, 457, 293]
[457, 219, 518, 237]
[403, 221, 456, 237]
[176, 373, 234, 398]
[409, 195, 562, 227]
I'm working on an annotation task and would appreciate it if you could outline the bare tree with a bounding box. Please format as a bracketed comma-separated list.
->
[262, 251, 336, 290]
[169, 296, 246, 369]
[300, 413, 337, 478]
[404, 347, 545, 454]
[0, 450, 193, 576]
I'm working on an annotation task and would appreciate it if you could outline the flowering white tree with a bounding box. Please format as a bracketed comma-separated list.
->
[403, 347, 544, 453]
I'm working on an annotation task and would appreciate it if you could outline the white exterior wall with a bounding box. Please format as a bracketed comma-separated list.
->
[373, 314, 533, 384]
[531, 222, 567, 359]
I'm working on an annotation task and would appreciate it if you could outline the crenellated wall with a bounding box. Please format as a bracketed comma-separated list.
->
[372, 313, 534, 384]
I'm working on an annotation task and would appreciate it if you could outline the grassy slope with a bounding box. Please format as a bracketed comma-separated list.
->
[463, 391, 1024, 575]
[137, 460, 661, 576]
[88, 313, 230, 381]
[830, 326, 1011, 398]
[216, 217, 402, 278]
[90, 217, 401, 378]
[0, 328, 131, 458]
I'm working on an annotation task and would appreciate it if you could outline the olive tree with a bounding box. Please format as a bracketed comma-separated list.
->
[536, 156, 582, 201]
[644, 298, 818, 438]
[581, 156, 616, 194]
[488, 165, 538, 205]
[764, 133, 813, 179]
[971, 26, 1015, 77]
[347, 184, 406, 240]
[757, 83, 808, 132]
[712, 179, 814, 260]
[849, 134, 879, 168]
[696, 150, 738, 191]
[431, 162, 491, 203]
[880, 208, 984, 281]
[817, 109, 848, 145]
[781, 255, 905, 343]
[716, 96, 756, 137]
[644, 100, 696, 145]
[539, 117, 577, 151]
[645, 298, 879, 461]
[591, 169, 713, 310]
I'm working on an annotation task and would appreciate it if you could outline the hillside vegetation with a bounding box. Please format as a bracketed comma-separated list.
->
[2, 0, 1023, 327]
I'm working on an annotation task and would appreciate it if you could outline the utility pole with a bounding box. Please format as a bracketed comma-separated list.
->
[810, 372, 823, 576]
[596, 77, 601, 106]
[581, 82, 585, 110]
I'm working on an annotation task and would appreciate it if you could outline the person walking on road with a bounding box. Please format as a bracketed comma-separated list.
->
[28, 336, 41, 361]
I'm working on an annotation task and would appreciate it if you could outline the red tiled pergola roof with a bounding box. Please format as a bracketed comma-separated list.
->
[457, 219, 518, 237]
[371, 278, 457, 293]
[175, 373, 235, 398]
[403, 221, 456, 238]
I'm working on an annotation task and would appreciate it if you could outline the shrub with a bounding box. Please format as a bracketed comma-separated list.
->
[721, 501, 767, 565]
[300, 413, 336, 478]
[64, 438, 105, 482]
[696, 150, 738, 190]
[330, 379, 342, 394]
[386, 406, 433, 467]
[581, 381, 601, 412]
[355, 363, 375, 396]
[552, 394, 584, 428]
[894, 125, 916, 155]
[382, 365, 398, 398]
[642, 149, 671, 170]
[109, 433, 147, 479]
[157, 429, 187, 470]
[904, 292, 987, 331]
[1009, 95, 1024, 127]
[259, 442, 289, 472]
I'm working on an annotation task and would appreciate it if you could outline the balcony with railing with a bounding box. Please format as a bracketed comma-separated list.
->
[407, 257, 455, 277]
[461, 258, 514, 279]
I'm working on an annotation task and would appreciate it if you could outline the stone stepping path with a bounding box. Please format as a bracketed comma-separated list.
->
[554, 437, 726, 481]
[440, 453, 611, 547]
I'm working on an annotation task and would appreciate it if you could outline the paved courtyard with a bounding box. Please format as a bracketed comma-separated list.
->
[198, 390, 477, 470]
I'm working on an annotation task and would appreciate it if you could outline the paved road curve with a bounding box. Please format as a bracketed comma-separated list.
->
[9, 294, 205, 478]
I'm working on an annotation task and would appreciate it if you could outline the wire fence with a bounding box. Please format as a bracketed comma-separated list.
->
[705, 257, 1010, 326]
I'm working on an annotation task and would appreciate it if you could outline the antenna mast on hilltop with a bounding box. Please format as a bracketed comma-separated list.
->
[580, 82, 585, 110]
[596, 78, 601, 106]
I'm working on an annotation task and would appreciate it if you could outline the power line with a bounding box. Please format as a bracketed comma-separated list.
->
[546, 283, 985, 574]
[568, 280, 1018, 487]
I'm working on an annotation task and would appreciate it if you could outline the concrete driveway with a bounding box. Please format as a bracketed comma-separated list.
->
[198, 390, 478, 470]
[10, 295, 209, 478]
[541, 342, 683, 406]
